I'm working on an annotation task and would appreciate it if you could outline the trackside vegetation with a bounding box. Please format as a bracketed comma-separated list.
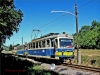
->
[73, 20, 100, 49]
[73, 49, 100, 68]
[73, 20, 100, 67]
[0, 0, 23, 51]
[1, 53, 62, 75]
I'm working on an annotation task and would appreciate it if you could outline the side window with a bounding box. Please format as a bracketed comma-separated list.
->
[36, 42, 38, 48]
[42, 40, 45, 47]
[31, 43, 32, 48]
[50, 38, 58, 47]
[71, 39, 74, 46]
[39, 41, 41, 48]
[33, 43, 35, 48]
[28, 44, 30, 49]
[47, 39, 50, 47]
[55, 39, 58, 47]
[51, 38, 54, 47]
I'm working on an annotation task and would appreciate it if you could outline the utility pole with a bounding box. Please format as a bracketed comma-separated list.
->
[13, 42, 14, 46]
[22, 37, 23, 45]
[22, 37, 24, 49]
[75, 4, 80, 65]
[51, 4, 81, 65]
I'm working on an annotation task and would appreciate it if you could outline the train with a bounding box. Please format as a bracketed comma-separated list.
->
[15, 32, 74, 63]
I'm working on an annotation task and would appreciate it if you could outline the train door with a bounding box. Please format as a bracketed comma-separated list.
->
[51, 38, 58, 58]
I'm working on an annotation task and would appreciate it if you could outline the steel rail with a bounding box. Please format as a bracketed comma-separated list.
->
[61, 63, 100, 73]
[2, 52, 100, 73]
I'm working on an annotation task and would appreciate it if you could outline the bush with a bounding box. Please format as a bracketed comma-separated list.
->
[1, 53, 61, 75]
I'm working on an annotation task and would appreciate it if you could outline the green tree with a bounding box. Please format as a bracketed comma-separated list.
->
[79, 25, 90, 48]
[13, 43, 20, 47]
[73, 25, 91, 49]
[0, 0, 23, 44]
[1, 47, 4, 51]
[9, 44, 13, 50]
[73, 20, 100, 49]
[90, 20, 100, 30]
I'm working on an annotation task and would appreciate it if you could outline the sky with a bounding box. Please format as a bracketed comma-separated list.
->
[4, 0, 100, 46]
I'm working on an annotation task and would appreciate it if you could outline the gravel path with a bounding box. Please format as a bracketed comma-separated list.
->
[40, 63, 100, 75]
[15, 56, 100, 75]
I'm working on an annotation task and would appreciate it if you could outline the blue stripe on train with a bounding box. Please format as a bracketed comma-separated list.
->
[16, 48, 74, 56]
[27, 49, 54, 56]
[57, 48, 74, 52]
[16, 50, 25, 54]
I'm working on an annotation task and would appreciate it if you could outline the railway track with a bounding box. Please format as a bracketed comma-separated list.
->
[15, 54, 100, 73]
[2, 53, 100, 73]
[61, 63, 100, 73]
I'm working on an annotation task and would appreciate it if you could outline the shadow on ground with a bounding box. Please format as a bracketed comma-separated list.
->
[1, 53, 61, 75]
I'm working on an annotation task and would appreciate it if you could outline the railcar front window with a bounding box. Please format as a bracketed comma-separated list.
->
[59, 38, 73, 47]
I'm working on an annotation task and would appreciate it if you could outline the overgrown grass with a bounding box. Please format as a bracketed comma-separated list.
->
[74, 49, 100, 56]
[73, 49, 100, 67]
[81, 56, 89, 63]
[1, 53, 61, 75]
[92, 56, 100, 67]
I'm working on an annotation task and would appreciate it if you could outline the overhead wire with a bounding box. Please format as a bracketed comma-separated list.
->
[14, 0, 95, 44]
[21, 6, 75, 39]
[37, 0, 95, 31]
[37, 0, 95, 35]
[40, 14, 72, 33]
[78, 0, 95, 9]
[38, 14, 66, 29]
[21, 13, 68, 39]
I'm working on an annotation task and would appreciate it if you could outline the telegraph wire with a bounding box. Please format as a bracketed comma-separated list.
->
[14, 0, 95, 45]
[37, 0, 95, 33]
[22, 13, 68, 38]
[41, 14, 71, 32]
[23, 32, 32, 38]
[35, 0, 95, 32]
[22, 12, 72, 39]
[38, 14, 67, 29]
[13, 14, 68, 45]
[78, 0, 95, 9]
[20, 7, 75, 39]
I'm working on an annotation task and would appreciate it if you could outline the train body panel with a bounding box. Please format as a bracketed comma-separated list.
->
[16, 32, 75, 63]
[16, 47, 74, 59]
[16, 50, 25, 54]
[55, 48, 74, 58]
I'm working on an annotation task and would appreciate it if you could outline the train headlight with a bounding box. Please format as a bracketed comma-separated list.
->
[61, 46, 65, 48]
[56, 51, 58, 52]
[67, 46, 69, 48]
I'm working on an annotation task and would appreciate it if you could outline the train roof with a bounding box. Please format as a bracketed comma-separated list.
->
[40, 33, 60, 38]
[27, 32, 73, 44]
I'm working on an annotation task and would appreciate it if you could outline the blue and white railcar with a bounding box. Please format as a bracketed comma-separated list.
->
[16, 32, 74, 62]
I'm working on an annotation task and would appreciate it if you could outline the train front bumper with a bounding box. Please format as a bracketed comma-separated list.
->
[55, 52, 74, 59]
